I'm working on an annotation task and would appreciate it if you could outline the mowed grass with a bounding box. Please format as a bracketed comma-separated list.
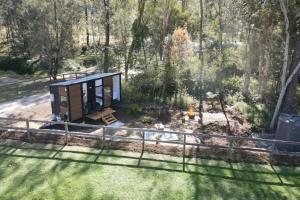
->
[0, 141, 300, 200]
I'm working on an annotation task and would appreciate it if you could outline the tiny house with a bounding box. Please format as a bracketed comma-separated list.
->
[49, 72, 121, 121]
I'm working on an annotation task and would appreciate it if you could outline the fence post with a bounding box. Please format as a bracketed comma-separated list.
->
[142, 131, 145, 151]
[228, 138, 233, 160]
[183, 133, 186, 172]
[64, 122, 69, 144]
[102, 126, 106, 149]
[270, 141, 276, 161]
[26, 119, 31, 141]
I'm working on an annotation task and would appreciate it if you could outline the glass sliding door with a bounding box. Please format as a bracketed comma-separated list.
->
[95, 79, 103, 111]
[82, 83, 88, 114]
[112, 75, 120, 102]
[104, 86, 112, 107]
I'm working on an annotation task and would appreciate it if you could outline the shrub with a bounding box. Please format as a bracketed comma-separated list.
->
[142, 116, 154, 124]
[129, 104, 143, 114]
[0, 56, 35, 75]
[77, 55, 97, 67]
[245, 104, 272, 131]
[225, 92, 244, 106]
[234, 101, 272, 131]
[221, 76, 243, 96]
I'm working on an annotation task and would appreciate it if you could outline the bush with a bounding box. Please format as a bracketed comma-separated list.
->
[122, 69, 164, 103]
[0, 56, 35, 75]
[234, 101, 271, 131]
[225, 92, 244, 106]
[142, 116, 154, 124]
[222, 76, 243, 95]
[129, 104, 143, 114]
[245, 104, 272, 131]
[77, 55, 98, 67]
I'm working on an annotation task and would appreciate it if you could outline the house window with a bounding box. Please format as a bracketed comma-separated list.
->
[60, 95, 68, 107]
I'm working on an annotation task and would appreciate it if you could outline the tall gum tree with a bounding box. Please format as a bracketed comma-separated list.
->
[270, 0, 300, 129]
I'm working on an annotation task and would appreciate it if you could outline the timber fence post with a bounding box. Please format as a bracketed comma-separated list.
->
[26, 119, 31, 141]
[64, 122, 69, 144]
[102, 126, 106, 149]
[183, 133, 186, 172]
[228, 137, 233, 160]
[142, 130, 145, 151]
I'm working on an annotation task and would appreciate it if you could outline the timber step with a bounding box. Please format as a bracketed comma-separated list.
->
[102, 113, 117, 125]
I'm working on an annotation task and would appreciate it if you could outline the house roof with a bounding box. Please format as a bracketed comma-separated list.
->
[49, 72, 121, 87]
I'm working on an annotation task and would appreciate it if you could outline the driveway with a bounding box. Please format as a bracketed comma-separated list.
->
[0, 92, 52, 125]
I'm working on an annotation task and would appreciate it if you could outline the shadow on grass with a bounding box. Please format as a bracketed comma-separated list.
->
[0, 144, 300, 189]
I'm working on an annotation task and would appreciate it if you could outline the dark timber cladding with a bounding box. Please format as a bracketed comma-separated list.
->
[49, 72, 122, 121]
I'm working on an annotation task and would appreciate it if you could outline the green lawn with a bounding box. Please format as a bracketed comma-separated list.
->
[0, 141, 300, 200]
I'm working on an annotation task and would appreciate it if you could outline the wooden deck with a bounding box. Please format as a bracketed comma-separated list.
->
[86, 108, 117, 125]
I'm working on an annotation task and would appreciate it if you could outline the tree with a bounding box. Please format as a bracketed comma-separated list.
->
[103, 0, 110, 72]
[170, 26, 193, 106]
[270, 0, 300, 129]
[84, 0, 90, 48]
[198, 0, 204, 119]
[125, 0, 147, 81]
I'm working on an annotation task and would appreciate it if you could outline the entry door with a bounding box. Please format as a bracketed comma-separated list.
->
[104, 86, 112, 107]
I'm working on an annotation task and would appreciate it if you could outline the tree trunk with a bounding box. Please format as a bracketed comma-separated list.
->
[103, 0, 110, 72]
[181, 0, 187, 12]
[218, 0, 224, 70]
[258, 37, 266, 99]
[270, 61, 300, 129]
[198, 0, 204, 121]
[270, 3, 300, 130]
[53, 0, 59, 80]
[243, 27, 252, 97]
[260, 49, 270, 100]
[125, 0, 146, 81]
[91, 1, 100, 69]
[142, 41, 147, 68]
[279, 0, 290, 91]
[281, 17, 300, 113]
[84, 0, 90, 47]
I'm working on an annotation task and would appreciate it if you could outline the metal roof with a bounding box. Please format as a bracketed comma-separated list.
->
[49, 72, 121, 87]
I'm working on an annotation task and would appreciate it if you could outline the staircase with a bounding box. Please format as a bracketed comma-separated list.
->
[102, 113, 117, 125]
[86, 108, 118, 125]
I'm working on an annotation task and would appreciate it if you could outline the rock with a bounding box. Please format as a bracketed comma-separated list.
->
[155, 123, 165, 130]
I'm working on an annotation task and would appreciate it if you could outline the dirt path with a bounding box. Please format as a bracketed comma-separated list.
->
[0, 77, 24, 86]
[0, 92, 52, 127]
